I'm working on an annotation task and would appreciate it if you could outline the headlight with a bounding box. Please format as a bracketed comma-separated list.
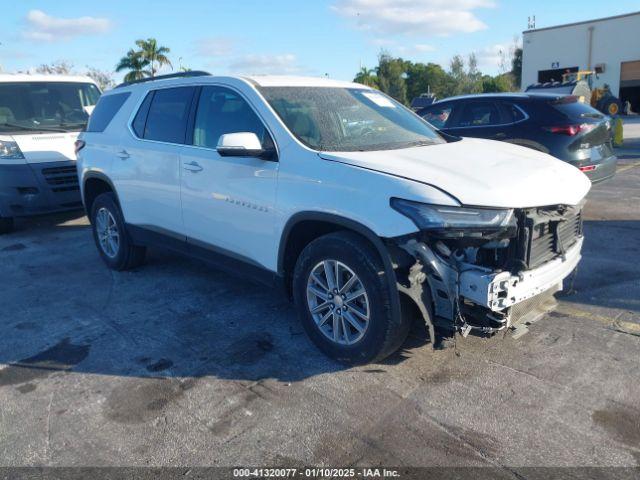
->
[391, 198, 516, 235]
[0, 139, 25, 159]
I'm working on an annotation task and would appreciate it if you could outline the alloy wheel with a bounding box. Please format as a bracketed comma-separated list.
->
[306, 259, 370, 345]
[95, 207, 120, 259]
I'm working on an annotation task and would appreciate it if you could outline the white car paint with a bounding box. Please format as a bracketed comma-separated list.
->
[319, 136, 592, 209]
[78, 74, 590, 273]
[6, 132, 80, 165]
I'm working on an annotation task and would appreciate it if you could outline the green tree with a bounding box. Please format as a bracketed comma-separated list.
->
[135, 38, 172, 77]
[447, 54, 482, 96]
[376, 53, 408, 105]
[481, 73, 514, 93]
[405, 62, 450, 101]
[353, 66, 378, 88]
[115, 49, 150, 82]
[467, 53, 482, 93]
[353, 50, 520, 103]
[511, 47, 523, 89]
[448, 54, 466, 96]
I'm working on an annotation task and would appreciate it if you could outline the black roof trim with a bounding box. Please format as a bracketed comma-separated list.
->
[114, 71, 211, 89]
[431, 92, 568, 105]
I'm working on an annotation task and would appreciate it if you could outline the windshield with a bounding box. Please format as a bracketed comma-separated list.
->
[259, 87, 444, 151]
[0, 82, 101, 133]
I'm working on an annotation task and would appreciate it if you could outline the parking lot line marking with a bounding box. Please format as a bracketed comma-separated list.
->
[616, 161, 640, 173]
[556, 304, 640, 336]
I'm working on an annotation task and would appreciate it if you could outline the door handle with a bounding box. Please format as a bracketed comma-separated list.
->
[117, 150, 130, 160]
[183, 161, 203, 172]
[493, 133, 507, 139]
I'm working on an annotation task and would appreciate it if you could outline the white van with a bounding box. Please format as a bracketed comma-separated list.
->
[0, 74, 101, 233]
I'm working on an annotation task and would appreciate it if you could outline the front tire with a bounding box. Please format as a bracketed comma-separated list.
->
[293, 231, 410, 364]
[0, 216, 14, 234]
[90, 192, 146, 271]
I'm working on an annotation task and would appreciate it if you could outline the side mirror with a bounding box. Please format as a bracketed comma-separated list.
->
[216, 132, 265, 158]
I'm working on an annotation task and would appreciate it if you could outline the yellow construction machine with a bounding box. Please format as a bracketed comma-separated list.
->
[526, 70, 623, 116]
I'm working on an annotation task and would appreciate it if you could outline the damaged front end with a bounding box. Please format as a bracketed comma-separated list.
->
[389, 199, 584, 342]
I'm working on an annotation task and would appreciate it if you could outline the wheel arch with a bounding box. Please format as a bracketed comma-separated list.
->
[278, 211, 403, 326]
[82, 172, 120, 217]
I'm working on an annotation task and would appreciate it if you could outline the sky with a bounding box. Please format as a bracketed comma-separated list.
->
[1, 0, 639, 83]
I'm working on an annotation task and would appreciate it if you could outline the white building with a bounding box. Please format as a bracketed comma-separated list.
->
[522, 11, 640, 111]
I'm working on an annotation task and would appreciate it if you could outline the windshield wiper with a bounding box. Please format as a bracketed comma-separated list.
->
[0, 123, 34, 132]
[0, 122, 68, 133]
[405, 139, 436, 147]
[59, 122, 87, 130]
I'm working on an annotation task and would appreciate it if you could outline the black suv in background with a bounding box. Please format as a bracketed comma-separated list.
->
[417, 93, 617, 183]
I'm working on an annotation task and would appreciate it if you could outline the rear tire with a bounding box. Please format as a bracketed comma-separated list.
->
[293, 231, 410, 364]
[90, 192, 146, 271]
[0, 216, 14, 234]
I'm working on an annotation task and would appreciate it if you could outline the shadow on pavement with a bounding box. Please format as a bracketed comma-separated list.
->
[0, 228, 431, 389]
[2, 217, 635, 398]
[11, 209, 87, 233]
[561, 219, 640, 313]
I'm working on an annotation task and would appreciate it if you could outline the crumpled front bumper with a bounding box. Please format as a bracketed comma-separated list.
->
[393, 232, 584, 340]
[459, 237, 583, 311]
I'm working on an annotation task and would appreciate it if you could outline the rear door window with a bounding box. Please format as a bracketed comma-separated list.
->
[143, 87, 195, 144]
[421, 104, 453, 129]
[455, 101, 504, 127]
[86, 92, 130, 133]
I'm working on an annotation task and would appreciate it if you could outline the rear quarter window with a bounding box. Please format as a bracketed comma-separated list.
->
[132, 92, 154, 138]
[86, 92, 131, 133]
[503, 102, 527, 122]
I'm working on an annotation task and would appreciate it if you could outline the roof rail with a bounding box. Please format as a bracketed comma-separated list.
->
[114, 71, 210, 89]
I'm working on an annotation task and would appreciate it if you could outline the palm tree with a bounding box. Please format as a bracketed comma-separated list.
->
[115, 49, 151, 83]
[135, 38, 172, 77]
[354, 66, 378, 88]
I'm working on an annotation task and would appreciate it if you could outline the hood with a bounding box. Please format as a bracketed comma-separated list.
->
[9, 132, 80, 164]
[319, 137, 591, 208]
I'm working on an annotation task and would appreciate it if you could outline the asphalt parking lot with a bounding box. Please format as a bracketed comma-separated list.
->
[0, 157, 639, 472]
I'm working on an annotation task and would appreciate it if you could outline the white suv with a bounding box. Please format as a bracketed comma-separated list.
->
[77, 72, 590, 363]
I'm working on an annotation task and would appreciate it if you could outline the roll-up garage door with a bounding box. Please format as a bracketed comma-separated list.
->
[620, 61, 640, 112]
[621, 61, 640, 84]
